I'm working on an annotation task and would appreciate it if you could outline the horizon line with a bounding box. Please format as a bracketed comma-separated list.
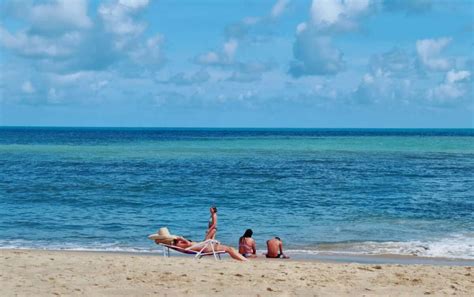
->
[0, 125, 473, 130]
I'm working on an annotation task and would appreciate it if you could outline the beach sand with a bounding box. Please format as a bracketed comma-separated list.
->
[1, 249, 472, 296]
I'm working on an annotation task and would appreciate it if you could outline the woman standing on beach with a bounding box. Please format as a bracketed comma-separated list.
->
[238, 229, 257, 258]
[205, 206, 217, 240]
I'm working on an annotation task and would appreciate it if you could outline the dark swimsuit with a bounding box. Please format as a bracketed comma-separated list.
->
[266, 254, 283, 258]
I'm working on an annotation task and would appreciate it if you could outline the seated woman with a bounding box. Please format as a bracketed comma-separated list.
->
[155, 237, 247, 262]
[238, 229, 257, 258]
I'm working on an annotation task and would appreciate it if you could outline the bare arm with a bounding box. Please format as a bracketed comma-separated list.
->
[252, 239, 257, 254]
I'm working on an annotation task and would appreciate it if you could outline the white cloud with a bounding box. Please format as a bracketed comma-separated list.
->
[289, 32, 345, 77]
[223, 39, 238, 61]
[369, 47, 415, 77]
[289, 0, 372, 77]
[196, 0, 290, 70]
[130, 34, 164, 67]
[227, 62, 275, 82]
[446, 70, 470, 84]
[195, 52, 220, 65]
[416, 37, 452, 71]
[271, 0, 290, 18]
[427, 70, 471, 104]
[98, 0, 150, 36]
[310, 0, 371, 31]
[352, 68, 396, 104]
[242, 17, 260, 25]
[119, 0, 150, 9]
[350, 47, 421, 105]
[194, 39, 238, 66]
[29, 0, 92, 34]
[296, 22, 307, 34]
[159, 70, 210, 85]
[47, 88, 61, 104]
[0, 26, 80, 58]
[21, 81, 35, 94]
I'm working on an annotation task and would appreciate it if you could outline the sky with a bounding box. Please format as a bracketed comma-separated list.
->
[0, 0, 473, 128]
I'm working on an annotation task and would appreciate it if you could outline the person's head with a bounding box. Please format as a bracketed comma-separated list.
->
[275, 237, 281, 241]
[210, 206, 217, 214]
[243, 229, 253, 238]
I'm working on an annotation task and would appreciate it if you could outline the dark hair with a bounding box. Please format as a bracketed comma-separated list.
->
[240, 229, 253, 243]
[275, 237, 281, 241]
[211, 206, 217, 213]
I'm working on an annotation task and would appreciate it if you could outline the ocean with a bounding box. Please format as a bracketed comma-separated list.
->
[0, 127, 473, 260]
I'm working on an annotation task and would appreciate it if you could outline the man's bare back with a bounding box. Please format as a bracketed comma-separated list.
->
[266, 237, 289, 259]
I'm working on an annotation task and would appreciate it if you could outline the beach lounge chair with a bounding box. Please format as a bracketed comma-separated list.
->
[148, 228, 225, 260]
[159, 239, 226, 260]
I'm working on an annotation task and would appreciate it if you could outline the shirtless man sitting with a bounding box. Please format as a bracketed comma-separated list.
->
[266, 237, 289, 259]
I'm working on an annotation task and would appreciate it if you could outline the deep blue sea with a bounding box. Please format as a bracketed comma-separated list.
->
[0, 127, 473, 259]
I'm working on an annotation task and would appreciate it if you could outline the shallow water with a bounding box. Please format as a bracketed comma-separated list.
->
[0, 127, 473, 259]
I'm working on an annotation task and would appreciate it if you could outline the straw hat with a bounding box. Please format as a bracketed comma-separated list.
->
[148, 227, 179, 244]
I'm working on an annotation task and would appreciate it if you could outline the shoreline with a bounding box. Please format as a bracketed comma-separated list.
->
[1, 247, 473, 266]
[1, 249, 472, 296]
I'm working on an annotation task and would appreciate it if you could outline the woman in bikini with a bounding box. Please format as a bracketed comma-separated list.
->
[205, 206, 217, 240]
[238, 229, 257, 258]
[161, 237, 247, 261]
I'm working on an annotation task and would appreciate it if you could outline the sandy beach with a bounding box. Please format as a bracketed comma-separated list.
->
[1, 249, 472, 296]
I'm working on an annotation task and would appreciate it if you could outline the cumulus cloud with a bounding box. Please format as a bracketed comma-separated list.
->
[28, 0, 92, 34]
[271, 0, 290, 19]
[21, 81, 36, 94]
[98, 0, 150, 37]
[369, 47, 415, 76]
[0, 26, 80, 58]
[223, 39, 238, 61]
[446, 70, 470, 83]
[158, 69, 210, 85]
[195, 52, 220, 65]
[350, 42, 472, 108]
[416, 37, 452, 71]
[0, 0, 166, 106]
[289, 0, 372, 77]
[350, 46, 421, 105]
[427, 69, 472, 105]
[129, 34, 165, 68]
[353, 70, 386, 104]
[195, 0, 289, 70]
[194, 39, 238, 66]
[309, 0, 372, 32]
[0, 0, 163, 72]
[289, 31, 345, 77]
[289, 0, 440, 78]
[227, 62, 275, 82]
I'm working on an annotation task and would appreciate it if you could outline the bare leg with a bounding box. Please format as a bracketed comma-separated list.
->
[205, 228, 216, 240]
[218, 245, 247, 261]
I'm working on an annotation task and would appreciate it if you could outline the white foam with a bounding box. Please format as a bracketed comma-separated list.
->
[1, 233, 473, 259]
[0, 239, 159, 254]
[288, 233, 474, 260]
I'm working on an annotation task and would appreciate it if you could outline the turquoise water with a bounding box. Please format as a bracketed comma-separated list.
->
[0, 128, 473, 259]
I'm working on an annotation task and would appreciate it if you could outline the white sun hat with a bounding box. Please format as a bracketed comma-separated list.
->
[148, 227, 179, 244]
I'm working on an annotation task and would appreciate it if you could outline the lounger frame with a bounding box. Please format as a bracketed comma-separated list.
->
[159, 239, 225, 260]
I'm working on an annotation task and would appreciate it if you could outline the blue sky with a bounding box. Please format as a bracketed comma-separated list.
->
[0, 0, 473, 127]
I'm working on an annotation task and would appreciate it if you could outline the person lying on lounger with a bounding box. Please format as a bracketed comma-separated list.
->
[155, 236, 247, 262]
[265, 237, 289, 259]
